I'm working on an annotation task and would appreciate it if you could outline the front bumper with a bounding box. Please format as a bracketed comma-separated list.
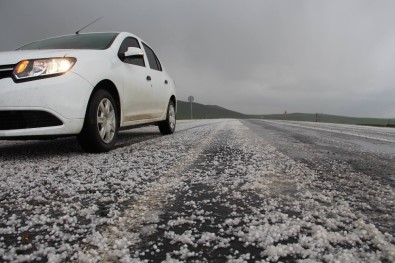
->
[0, 72, 93, 138]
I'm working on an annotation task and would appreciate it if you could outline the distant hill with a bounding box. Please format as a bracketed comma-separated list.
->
[176, 100, 395, 127]
[176, 100, 251, 119]
[262, 113, 395, 127]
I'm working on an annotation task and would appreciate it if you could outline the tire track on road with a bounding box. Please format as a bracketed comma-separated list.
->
[78, 121, 230, 262]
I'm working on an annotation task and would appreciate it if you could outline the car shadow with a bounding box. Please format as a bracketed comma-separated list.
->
[0, 130, 162, 159]
[115, 131, 161, 149]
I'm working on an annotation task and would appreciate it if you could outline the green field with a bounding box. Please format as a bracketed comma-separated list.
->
[176, 100, 395, 127]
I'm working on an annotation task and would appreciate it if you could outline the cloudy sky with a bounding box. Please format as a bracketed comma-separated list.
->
[1, 0, 395, 117]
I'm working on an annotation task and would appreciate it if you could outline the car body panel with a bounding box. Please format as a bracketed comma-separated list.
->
[113, 62, 154, 124]
[0, 72, 93, 119]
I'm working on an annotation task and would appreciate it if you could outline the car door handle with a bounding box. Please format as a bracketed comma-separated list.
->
[146, 76, 151, 81]
[164, 80, 168, 84]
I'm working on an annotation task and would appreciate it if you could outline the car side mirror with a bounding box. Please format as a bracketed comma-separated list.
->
[124, 47, 144, 57]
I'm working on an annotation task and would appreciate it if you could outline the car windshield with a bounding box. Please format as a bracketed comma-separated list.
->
[17, 33, 119, 50]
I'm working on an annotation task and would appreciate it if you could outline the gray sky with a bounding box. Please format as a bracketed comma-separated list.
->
[1, 0, 395, 117]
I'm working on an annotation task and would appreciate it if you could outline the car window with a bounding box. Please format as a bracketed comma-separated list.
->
[142, 43, 162, 71]
[17, 33, 118, 50]
[155, 54, 162, 71]
[118, 37, 145, 67]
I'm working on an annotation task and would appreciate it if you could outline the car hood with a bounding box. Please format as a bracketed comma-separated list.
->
[0, 49, 105, 65]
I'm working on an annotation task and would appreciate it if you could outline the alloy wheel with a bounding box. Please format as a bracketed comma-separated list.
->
[97, 98, 116, 143]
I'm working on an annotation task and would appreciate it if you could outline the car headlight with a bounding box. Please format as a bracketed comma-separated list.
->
[13, 57, 76, 81]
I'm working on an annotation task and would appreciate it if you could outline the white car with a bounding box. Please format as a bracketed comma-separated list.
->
[0, 32, 177, 152]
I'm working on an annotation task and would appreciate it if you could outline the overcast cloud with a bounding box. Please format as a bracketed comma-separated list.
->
[1, 0, 395, 117]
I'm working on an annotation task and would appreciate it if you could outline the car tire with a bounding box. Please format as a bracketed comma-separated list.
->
[78, 89, 119, 152]
[159, 100, 176, 135]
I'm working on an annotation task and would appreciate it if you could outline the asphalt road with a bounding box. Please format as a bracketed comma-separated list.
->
[242, 120, 395, 235]
[0, 119, 394, 262]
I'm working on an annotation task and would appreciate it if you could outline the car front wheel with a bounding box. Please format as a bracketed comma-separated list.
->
[159, 100, 176, 135]
[78, 89, 119, 152]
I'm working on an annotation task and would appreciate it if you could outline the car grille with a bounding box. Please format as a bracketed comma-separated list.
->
[0, 64, 15, 80]
[0, 111, 63, 130]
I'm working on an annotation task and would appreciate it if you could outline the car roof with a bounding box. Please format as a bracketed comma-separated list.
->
[29, 32, 140, 43]
[16, 32, 145, 51]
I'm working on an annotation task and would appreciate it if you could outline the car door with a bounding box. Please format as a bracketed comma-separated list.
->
[118, 37, 153, 123]
[142, 43, 169, 118]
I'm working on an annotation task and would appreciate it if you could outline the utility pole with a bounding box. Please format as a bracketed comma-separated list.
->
[188, 96, 194, 119]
